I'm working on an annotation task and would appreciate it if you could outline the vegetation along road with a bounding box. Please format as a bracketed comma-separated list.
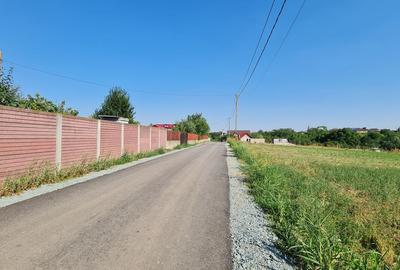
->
[230, 141, 400, 269]
[0, 143, 231, 270]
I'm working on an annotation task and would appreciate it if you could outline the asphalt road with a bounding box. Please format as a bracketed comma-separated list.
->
[0, 143, 231, 270]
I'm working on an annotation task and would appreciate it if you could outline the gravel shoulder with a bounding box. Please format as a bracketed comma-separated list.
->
[226, 144, 294, 270]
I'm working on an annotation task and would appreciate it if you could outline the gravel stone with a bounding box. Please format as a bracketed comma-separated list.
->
[226, 144, 294, 270]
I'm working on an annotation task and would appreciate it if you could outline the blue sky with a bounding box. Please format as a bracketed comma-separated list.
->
[1, 0, 399, 131]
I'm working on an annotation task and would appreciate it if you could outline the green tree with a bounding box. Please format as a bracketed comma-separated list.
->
[174, 113, 210, 135]
[360, 131, 382, 148]
[19, 93, 79, 116]
[93, 87, 136, 124]
[307, 126, 328, 144]
[0, 67, 20, 106]
[380, 129, 400, 150]
[326, 128, 361, 148]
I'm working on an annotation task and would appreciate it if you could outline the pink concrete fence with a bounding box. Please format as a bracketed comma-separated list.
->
[0, 105, 167, 182]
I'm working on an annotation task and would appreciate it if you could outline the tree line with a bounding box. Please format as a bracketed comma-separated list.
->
[251, 127, 400, 151]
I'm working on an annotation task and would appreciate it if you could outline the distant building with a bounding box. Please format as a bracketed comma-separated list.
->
[240, 134, 252, 142]
[352, 127, 381, 134]
[227, 130, 265, 143]
[352, 127, 368, 134]
[273, 138, 290, 145]
[250, 138, 265, 144]
[98, 115, 129, 124]
[153, 124, 175, 130]
[227, 130, 251, 140]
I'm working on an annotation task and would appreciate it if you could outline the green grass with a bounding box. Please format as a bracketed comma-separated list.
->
[0, 148, 169, 197]
[229, 141, 400, 270]
[173, 143, 196, 150]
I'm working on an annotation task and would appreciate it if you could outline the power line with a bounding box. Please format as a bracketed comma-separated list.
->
[258, 0, 306, 81]
[238, 0, 287, 97]
[3, 59, 229, 97]
[236, 0, 276, 93]
[4, 59, 110, 88]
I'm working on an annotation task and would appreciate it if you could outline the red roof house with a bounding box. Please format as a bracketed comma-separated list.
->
[227, 130, 251, 139]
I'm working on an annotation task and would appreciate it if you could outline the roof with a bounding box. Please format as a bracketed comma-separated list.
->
[153, 124, 175, 129]
[227, 130, 251, 139]
[98, 115, 129, 124]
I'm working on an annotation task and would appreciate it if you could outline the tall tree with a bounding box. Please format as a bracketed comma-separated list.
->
[0, 67, 20, 106]
[93, 87, 136, 123]
[174, 113, 210, 135]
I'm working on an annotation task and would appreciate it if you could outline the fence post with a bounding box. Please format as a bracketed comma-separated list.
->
[121, 124, 125, 156]
[55, 113, 63, 170]
[149, 126, 152, 150]
[137, 125, 141, 153]
[158, 128, 161, 148]
[96, 120, 101, 160]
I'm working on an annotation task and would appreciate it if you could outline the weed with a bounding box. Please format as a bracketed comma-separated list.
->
[0, 148, 170, 197]
[230, 141, 400, 269]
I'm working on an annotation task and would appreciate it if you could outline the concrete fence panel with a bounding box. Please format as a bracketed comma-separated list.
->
[124, 125, 139, 154]
[151, 127, 159, 151]
[140, 126, 151, 152]
[100, 120, 121, 159]
[61, 116, 97, 168]
[0, 105, 206, 182]
[0, 106, 57, 181]
[160, 128, 167, 148]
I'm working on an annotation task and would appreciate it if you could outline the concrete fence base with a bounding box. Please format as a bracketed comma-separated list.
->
[166, 140, 180, 150]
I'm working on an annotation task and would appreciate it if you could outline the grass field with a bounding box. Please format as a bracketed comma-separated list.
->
[230, 142, 400, 269]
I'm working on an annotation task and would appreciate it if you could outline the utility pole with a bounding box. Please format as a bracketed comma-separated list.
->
[235, 94, 239, 131]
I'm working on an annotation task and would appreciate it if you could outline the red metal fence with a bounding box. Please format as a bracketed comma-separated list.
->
[167, 130, 180, 141]
[0, 105, 167, 182]
[166, 130, 209, 143]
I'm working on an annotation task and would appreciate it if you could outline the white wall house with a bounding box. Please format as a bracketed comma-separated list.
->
[240, 134, 252, 142]
[250, 138, 265, 144]
[273, 138, 289, 145]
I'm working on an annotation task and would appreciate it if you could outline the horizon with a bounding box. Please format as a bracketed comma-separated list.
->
[1, 0, 399, 131]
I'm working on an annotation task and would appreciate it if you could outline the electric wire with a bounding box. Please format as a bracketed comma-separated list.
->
[238, 0, 287, 97]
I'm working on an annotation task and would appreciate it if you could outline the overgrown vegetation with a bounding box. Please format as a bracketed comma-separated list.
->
[230, 141, 400, 269]
[209, 131, 229, 141]
[0, 148, 167, 197]
[0, 66, 78, 115]
[174, 113, 210, 135]
[252, 127, 400, 151]
[92, 87, 138, 124]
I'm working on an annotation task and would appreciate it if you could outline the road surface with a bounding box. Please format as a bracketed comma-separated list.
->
[0, 143, 231, 270]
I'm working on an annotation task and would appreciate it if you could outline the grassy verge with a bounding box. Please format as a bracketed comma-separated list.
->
[0, 148, 173, 197]
[229, 141, 400, 269]
[173, 143, 196, 150]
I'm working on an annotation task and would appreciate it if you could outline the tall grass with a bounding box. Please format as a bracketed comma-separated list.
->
[0, 148, 167, 197]
[230, 141, 400, 269]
